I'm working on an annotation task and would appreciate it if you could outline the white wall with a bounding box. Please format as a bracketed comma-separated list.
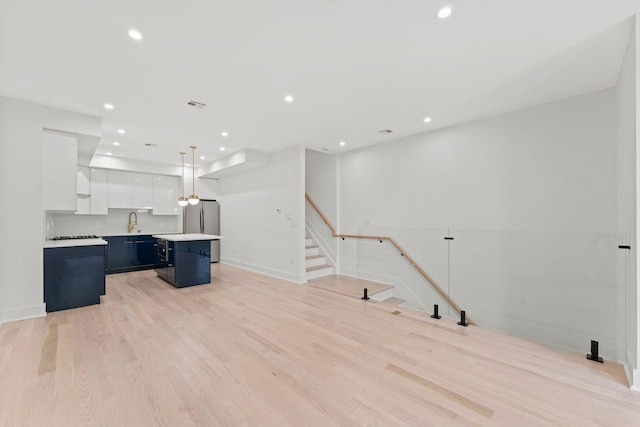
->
[0, 96, 101, 325]
[305, 150, 338, 262]
[195, 177, 220, 201]
[338, 89, 617, 233]
[617, 17, 639, 389]
[219, 144, 306, 283]
[310, 89, 623, 359]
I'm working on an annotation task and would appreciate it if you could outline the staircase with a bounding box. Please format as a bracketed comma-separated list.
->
[305, 235, 334, 280]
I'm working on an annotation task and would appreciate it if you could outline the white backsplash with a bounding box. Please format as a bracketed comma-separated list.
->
[46, 209, 182, 238]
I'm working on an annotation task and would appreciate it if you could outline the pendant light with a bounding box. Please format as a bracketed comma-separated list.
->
[187, 146, 200, 205]
[177, 152, 188, 206]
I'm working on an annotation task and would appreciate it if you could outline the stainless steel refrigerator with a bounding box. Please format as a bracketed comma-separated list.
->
[183, 199, 220, 262]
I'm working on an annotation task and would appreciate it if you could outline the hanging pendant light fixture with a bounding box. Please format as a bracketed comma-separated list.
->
[187, 146, 200, 205]
[177, 152, 188, 207]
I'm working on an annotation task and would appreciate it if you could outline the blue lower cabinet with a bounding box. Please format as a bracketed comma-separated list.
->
[155, 240, 211, 288]
[105, 235, 158, 274]
[135, 236, 156, 267]
[174, 240, 210, 287]
[106, 236, 135, 272]
[44, 245, 106, 312]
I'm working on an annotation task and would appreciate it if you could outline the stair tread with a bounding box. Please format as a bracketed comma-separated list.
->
[306, 264, 332, 272]
[306, 255, 324, 260]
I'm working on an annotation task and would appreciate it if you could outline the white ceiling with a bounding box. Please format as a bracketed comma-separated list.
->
[0, 0, 638, 167]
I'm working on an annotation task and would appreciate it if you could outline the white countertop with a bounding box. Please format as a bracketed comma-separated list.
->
[44, 238, 108, 248]
[152, 233, 222, 241]
[98, 231, 181, 237]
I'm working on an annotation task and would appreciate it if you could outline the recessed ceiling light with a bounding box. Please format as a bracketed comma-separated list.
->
[117, 129, 125, 134]
[339, 141, 346, 146]
[106, 152, 112, 156]
[424, 116, 432, 123]
[113, 141, 120, 146]
[284, 95, 294, 103]
[200, 156, 205, 160]
[437, 6, 453, 19]
[128, 29, 143, 40]
[221, 131, 228, 137]
[220, 147, 226, 151]
[104, 103, 114, 110]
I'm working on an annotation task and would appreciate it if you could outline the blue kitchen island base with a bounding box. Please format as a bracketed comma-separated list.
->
[155, 239, 211, 288]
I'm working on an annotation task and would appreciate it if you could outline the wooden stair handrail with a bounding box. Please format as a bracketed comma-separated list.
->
[305, 193, 472, 324]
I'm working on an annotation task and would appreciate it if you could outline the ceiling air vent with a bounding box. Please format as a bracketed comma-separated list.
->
[184, 99, 207, 109]
[145, 143, 158, 147]
[379, 129, 393, 134]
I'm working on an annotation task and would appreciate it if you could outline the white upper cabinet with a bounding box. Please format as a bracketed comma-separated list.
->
[74, 167, 109, 215]
[131, 173, 153, 208]
[152, 175, 167, 214]
[75, 166, 91, 215]
[166, 176, 181, 215]
[152, 175, 181, 215]
[90, 168, 108, 215]
[107, 170, 132, 208]
[43, 131, 77, 211]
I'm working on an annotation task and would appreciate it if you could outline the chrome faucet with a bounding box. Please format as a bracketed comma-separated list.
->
[128, 211, 138, 233]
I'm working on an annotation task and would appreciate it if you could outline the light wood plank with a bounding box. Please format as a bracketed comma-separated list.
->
[0, 264, 638, 426]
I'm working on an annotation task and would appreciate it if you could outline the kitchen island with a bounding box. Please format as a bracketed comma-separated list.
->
[152, 233, 222, 288]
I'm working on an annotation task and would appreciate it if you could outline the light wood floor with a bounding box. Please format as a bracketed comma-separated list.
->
[1, 264, 639, 426]
[308, 274, 393, 299]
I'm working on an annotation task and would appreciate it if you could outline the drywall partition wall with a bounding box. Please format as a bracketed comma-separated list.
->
[617, 17, 639, 389]
[218, 144, 306, 283]
[0, 96, 101, 325]
[339, 89, 617, 234]
[305, 149, 338, 262]
[333, 88, 620, 358]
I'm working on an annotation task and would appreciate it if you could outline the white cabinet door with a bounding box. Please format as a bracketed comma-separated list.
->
[152, 175, 167, 215]
[151, 175, 181, 215]
[166, 176, 181, 215]
[90, 168, 108, 215]
[43, 131, 77, 211]
[107, 170, 132, 208]
[131, 173, 153, 208]
[75, 165, 91, 215]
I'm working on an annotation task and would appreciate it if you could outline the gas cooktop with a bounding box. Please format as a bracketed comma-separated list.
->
[50, 235, 100, 241]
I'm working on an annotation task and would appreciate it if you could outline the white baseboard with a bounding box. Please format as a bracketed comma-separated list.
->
[221, 258, 307, 285]
[624, 351, 640, 391]
[370, 288, 394, 301]
[0, 303, 46, 327]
